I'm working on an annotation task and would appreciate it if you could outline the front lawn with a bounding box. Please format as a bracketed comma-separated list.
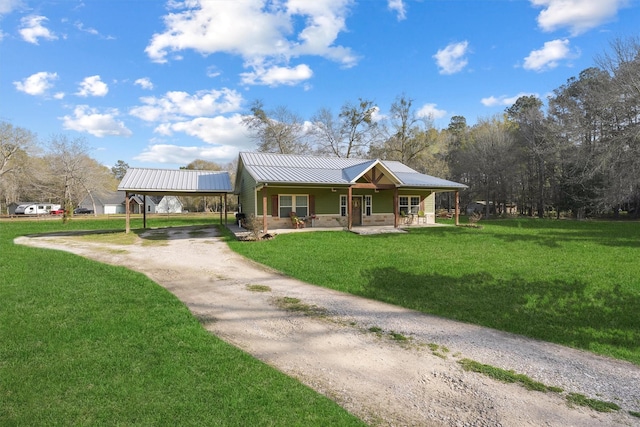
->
[228, 219, 640, 365]
[0, 217, 365, 426]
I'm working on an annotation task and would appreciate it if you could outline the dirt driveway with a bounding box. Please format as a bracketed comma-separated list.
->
[16, 226, 640, 426]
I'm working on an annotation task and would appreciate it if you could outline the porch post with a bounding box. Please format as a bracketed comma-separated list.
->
[125, 192, 130, 234]
[347, 186, 353, 230]
[393, 187, 399, 228]
[262, 186, 268, 233]
[455, 190, 460, 226]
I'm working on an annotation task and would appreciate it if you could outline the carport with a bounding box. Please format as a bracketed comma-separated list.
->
[118, 168, 234, 233]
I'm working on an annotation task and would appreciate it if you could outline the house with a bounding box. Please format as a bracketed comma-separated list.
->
[78, 191, 183, 215]
[234, 152, 467, 231]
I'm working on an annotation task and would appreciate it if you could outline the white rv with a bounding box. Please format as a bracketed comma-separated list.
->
[14, 203, 61, 215]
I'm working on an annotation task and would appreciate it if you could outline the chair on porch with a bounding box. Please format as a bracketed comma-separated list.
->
[417, 210, 425, 224]
[289, 211, 305, 229]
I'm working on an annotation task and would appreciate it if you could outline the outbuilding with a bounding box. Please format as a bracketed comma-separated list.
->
[118, 168, 233, 233]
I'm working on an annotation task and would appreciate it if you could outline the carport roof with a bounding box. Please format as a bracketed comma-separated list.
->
[118, 168, 233, 195]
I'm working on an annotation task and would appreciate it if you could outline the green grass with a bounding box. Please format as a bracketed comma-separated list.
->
[0, 217, 365, 426]
[458, 359, 562, 393]
[227, 219, 640, 365]
[566, 393, 621, 412]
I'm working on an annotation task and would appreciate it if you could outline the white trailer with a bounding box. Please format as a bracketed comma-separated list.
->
[14, 203, 61, 215]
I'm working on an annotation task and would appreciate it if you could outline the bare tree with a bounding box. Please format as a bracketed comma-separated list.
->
[311, 98, 380, 158]
[241, 100, 310, 154]
[0, 122, 38, 212]
[371, 94, 433, 167]
[44, 135, 116, 221]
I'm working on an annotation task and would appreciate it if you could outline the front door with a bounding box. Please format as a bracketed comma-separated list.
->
[352, 196, 362, 226]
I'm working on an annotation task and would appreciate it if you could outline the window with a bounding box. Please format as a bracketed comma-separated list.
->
[279, 195, 308, 218]
[364, 195, 372, 216]
[340, 195, 347, 216]
[399, 196, 420, 215]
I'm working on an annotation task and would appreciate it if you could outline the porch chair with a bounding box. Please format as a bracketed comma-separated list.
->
[289, 211, 305, 229]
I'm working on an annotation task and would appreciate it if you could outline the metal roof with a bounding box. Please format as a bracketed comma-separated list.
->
[118, 168, 233, 194]
[239, 152, 467, 190]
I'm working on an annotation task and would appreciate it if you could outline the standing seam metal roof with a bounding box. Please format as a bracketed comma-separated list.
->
[118, 168, 233, 193]
[239, 152, 467, 189]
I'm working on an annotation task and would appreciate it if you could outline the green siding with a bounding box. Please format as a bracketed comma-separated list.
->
[243, 183, 437, 217]
[238, 168, 257, 216]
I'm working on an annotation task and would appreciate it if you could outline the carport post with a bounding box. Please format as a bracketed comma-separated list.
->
[125, 192, 130, 233]
[143, 195, 147, 229]
[224, 193, 228, 224]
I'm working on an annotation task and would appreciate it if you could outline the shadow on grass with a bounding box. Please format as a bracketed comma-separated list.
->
[360, 267, 640, 363]
[480, 219, 640, 248]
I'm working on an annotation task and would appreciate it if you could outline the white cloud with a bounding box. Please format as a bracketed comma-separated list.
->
[61, 105, 132, 137]
[135, 114, 253, 164]
[0, 0, 23, 15]
[13, 71, 58, 95]
[153, 114, 251, 146]
[481, 92, 539, 107]
[531, 0, 626, 35]
[76, 75, 109, 97]
[240, 63, 313, 86]
[134, 143, 241, 165]
[130, 88, 243, 122]
[388, 0, 406, 20]
[19, 15, 57, 44]
[433, 41, 469, 75]
[145, 0, 357, 85]
[134, 77, 154, 90]
[416, 103, 447, 120]
[523, 39, 573, 71]
[206, 66, 222, 78]
[74, 21, 98, 35]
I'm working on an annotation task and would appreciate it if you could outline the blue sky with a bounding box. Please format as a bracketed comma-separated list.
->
[1, 0, 639, 169]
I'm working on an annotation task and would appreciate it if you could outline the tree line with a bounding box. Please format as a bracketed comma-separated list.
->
[2, 36, 638, 219]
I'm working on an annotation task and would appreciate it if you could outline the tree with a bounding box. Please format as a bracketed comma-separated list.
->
[0, 122, 38, 212]
[546, 68, 613, 217]
[0, 121, 36, 177]
[44, 135, 116, 221]
[458, 116, 517, 218]
[311, 98, 380, 158]
[596, 36, 640, 216]
[506, 95, 550, 217]
[182, 159, 223, 170]
[111, 160, 130, 181]
[371, 94, 432, 167]
[241, 100, 310, 154]
[180, 159, 225, 212]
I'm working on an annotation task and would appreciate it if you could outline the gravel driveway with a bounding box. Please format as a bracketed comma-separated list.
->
[16, 226, 640, 426]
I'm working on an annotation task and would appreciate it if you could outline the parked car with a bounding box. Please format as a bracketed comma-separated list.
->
[73, 207, 94, 214]
[50, 208, 65, 215]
